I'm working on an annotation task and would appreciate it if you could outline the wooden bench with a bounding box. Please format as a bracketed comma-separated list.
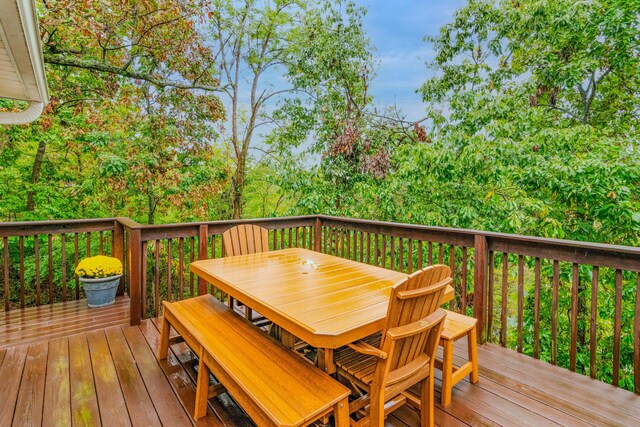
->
[157, 295, 350, 426]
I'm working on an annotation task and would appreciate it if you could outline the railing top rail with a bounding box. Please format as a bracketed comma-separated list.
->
[0, 217, 116, 228]
[318, 215, 640, 258]
[0, 218, 117, 237]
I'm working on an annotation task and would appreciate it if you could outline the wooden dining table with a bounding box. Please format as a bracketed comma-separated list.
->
[190, 247, 454, 373]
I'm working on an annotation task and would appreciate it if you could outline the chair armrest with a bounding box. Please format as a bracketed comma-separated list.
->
[348, 340, 387, 359]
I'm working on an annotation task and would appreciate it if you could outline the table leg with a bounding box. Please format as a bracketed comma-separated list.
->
[317, 348, 336, 374]
[280, 329, 296, 350]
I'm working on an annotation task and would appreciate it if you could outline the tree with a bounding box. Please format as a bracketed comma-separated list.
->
[207, 0, 374, 218]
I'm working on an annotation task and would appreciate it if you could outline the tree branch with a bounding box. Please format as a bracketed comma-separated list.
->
[43, 53, 221, 92]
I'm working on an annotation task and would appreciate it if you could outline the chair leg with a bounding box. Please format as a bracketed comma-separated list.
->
[440, 339, 454, 408]
[421, 366, 435, 427]
[194, 357, 210, 420]
[468, 326, 479, 384]
[369, 388, 385, 427]
[157, 315, 170, 360]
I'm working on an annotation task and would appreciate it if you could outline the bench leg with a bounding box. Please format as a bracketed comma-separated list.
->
[333, 397, 350, 427]
[158, 315, 170, 360]
[440, 339, 454, 408]
[468, 326, 479, 384]
[194, 357, 210, 420]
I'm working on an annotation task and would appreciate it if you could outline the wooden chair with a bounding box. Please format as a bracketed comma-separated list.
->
[222, 224, 269, 322]
[221, 223, 269, 257]
[334, 265, 452, 427]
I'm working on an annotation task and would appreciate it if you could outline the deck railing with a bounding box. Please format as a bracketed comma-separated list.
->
[1, 215, 639, 393]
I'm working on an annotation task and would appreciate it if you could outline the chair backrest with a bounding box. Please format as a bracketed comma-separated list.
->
[222, 224, 270, 257]
[375, 265, 451, 393]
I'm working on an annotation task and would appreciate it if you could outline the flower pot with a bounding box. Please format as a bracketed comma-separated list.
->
[79, 274, 122, 308]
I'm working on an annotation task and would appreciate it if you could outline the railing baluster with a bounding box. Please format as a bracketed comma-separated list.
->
[381, 235, 386, 268]
[534, 258, 541, 359]
[346, 230, 351, 259]
[487, 250, 493, 337]
[190, 237, 195, 297]
[366, 233, 371, 265]
[590, 266, 599, 378]
[288, 227, 293, 249]
[3, 236, 8, 311]
[34, 236, 40, 305]
[408, 239, 413, 273]
[398, 237, 403, 272]
[449, 245, 455, 279]
[417, 241, 423, 270]
[428, 242, 433, 265]
[570, 263, 579, 371]
[86, 231, 91, 257]
[634, 272, 640, 394]
[19, 236, 24, 308]
[167, 239, 172, 302]
[280, 228, 286, 250]
[141, 241, 148, 317]
[301, 226, 306, 249]
[353, 230, 358, 260]
[61, 234, 66, 302]
[179, 237, 184, 300]
[517, 255, 524, 353]
[74, 234, 79, 300]
[613, 269, 622, 386]
[154, 239, 160, 316]
[390, 237, 395, 270]
[552, 260, 559, 364]
[461, 247, 468, 315]
[501, 253, 508, 347]
[48, 234, 53, 304]
[373, 234, 379, 266]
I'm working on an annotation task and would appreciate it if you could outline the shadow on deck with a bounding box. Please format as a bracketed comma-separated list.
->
[0, 304, 639, 426]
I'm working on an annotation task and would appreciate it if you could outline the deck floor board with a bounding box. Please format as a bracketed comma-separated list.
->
[1, 300, 639, 426]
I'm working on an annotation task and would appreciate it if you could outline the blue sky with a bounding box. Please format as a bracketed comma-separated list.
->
[361, 0, 465, 120]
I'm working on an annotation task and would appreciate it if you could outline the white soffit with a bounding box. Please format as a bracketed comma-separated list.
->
[0, 0, 49, 124]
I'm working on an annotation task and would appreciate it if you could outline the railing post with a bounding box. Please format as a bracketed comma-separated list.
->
[314, 217, 322, 252]
[113, 219, 125, 296]
[198, 224, 209, 295]
[473, 234, 488, 344]
[128, 228, 142, 326]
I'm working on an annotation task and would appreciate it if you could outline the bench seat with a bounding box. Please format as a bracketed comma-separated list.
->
[158, 295, 350, 426]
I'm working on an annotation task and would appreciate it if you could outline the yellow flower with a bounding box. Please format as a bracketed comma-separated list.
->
[75, 255, 123, 278]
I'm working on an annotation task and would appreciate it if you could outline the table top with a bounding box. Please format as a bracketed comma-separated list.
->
[190, 247, 453, 349]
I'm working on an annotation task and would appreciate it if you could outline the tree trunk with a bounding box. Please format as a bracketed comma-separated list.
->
[232, 159, 245, 219]
[147, 191, 156, 224]
[26, 140, 47, 211]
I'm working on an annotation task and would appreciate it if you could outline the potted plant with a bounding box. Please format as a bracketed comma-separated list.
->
[75, 255, 123, 308]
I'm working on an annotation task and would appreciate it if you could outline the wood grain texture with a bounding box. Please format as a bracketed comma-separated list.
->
[42, 338, 71, 427]
[13, 341, 48, 427]
[191, 248, 454, 349]
[86, 330, 132, 427]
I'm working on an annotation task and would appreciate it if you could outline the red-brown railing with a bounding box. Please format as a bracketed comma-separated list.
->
[1, 215, 639, 393]
[0, 218, 124, 310]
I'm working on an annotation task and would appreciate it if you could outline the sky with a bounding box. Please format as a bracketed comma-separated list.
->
[361, 0, 466, 120]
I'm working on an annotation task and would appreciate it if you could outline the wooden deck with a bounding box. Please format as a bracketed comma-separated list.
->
[1, 305, 639, 426]
[0, 297, 130, 350]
